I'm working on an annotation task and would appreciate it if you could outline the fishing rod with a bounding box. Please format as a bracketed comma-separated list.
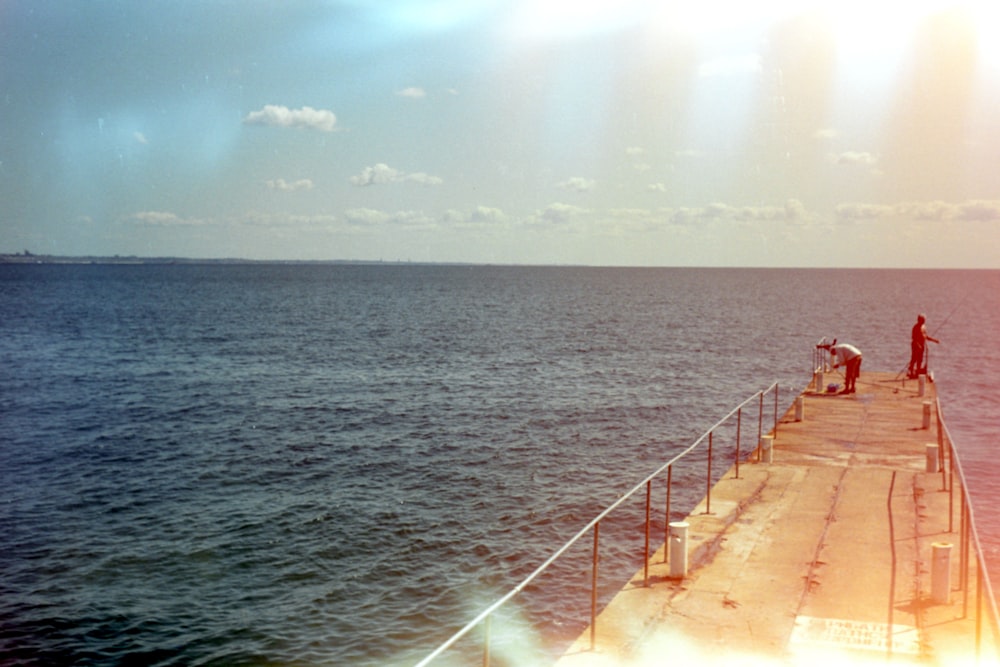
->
[895, 292, 969, 381]
[928, 291, 969, 338]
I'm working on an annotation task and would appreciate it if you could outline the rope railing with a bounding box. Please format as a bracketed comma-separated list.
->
[414, 381, 781, 667]
[412, 377, 1000, 666]
[936, 398, 1000, 662]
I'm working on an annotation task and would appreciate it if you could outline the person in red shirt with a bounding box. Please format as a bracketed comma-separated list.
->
[907, 314, 939, 379]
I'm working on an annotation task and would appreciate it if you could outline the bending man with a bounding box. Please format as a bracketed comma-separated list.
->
[830, 342, 862, 394]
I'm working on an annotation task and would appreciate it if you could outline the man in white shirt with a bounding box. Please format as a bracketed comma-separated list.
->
[829, 342, 862, 394]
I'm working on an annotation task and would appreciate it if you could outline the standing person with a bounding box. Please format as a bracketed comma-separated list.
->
[829, 342, 862, 394]
[908, 314, 939, 379]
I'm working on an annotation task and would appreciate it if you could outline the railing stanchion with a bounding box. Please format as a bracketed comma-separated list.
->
[482, 614, 491, 667]
[735, 407, 742, 479]
[949, 435, 955, 532]
[937, 401, 946, 491]
[706, 431, 713, 514]
[590, 522, 599, 650]
[962, 500, 972, 618]
[664, 465, 672, 564]
[773, 383, 779, 439]
[644, 480, 651, 587]
[757, 391, 764, 462]
[978, 557, 985, 660]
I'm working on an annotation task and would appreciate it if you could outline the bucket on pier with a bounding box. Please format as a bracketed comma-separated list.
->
[926, 443, 939, 473]
[759, 435, 774, 463]
[669, 522, 689, 579]
[931, 542, 953, 604]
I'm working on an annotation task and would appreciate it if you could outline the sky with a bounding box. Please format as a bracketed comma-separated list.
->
[2, 0, 1000, 267]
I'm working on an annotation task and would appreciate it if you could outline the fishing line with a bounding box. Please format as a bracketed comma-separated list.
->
[928, 291, 970, 338]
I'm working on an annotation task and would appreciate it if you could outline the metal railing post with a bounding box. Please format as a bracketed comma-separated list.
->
[887, 471, 897, 658]
[644, 480, 651, 587]
[482, 615, 491, 667]
[706, 431, 713, 514]
[978, 558, 985, 660]
[590, 522, 599, 650]
[735, 407, 742, 479]
[773, 383, 779, 439]
[663, 465, 672, 564]
[757, 391, 764, 462]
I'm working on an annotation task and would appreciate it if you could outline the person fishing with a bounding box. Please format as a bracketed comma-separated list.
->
[907, 314, 939, 379]
[827, 341, 862, 394]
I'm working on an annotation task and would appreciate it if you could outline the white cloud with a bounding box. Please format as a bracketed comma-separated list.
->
[243, 105, 337, 132]
[133, 131, 148, 144]
[625, 146, 645, 157]
[404, 171, 445, 186]
[814, 128, 838, 141]
[131, 211, 206, 226]
[344, 208, 390, 225]
[396, 87, 427, 98]
[647, 183, 667, 193]
[242, 212, 338, 228]
[536, 202, 588, 226]
[266, 178, 314, 192]
[344, 208, 435, 228]
[557, 177, 595, 192]
[834, 200, 1000, 223]
[681, 201, 808, 223]
[349, 163, 443, 186]
[444, 205, 508, 226]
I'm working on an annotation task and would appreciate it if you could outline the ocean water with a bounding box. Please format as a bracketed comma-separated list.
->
[1, 264, 997, 666]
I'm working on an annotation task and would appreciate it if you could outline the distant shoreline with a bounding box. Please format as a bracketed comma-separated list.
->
[0, 253, 454, 266]
[2, 254, 995, 270]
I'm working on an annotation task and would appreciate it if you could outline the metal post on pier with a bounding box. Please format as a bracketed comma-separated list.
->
[482, 615, 491, 667]
[757, 391, 764, 462]
[590, 522, 599, 650]
[735, 407, 742, 479]
[643, 480, 651, 587]
[705, 431, 713, 514]
[663, 465, 672, 564]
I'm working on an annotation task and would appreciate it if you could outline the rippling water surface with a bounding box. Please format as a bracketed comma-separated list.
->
[1, 265, 997, 665]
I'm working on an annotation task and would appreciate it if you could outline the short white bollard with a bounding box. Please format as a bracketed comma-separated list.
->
[794, 395, 804, 422]
[669, 521, 689, 579]
[922, 401, 932, 429]
[926, 443, 939, 473]
[919, 374, 926, 397]
[932, 542, 953, 604]
[815, 371, 824, 393]
[760, 435, 774, 463]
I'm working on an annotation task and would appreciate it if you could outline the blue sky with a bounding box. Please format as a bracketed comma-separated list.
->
[2, 0, 1000, 266]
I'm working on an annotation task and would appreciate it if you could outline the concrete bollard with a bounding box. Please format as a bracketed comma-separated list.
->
[931, 542, 953, 604]
[815, 371, 824, 393]
[760, 435, 774, 463]
[926, 444, 939, 473]
[669, 521, 689, 579]
[919, 374, 926, 397]
[922, 401, 932, 429]
[794, 395, 804, 422]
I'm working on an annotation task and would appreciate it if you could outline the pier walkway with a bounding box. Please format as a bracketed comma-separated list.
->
[554, 371, 997, 666]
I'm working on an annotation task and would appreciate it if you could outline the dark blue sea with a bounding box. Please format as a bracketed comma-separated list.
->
[1, 264, 998, 666]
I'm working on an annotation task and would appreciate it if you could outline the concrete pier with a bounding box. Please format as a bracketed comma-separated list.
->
[554, 371, 997, 666]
